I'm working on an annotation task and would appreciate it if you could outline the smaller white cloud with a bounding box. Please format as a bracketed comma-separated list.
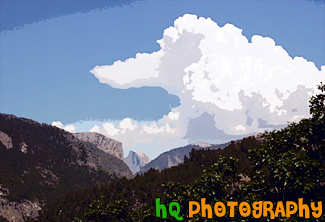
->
[143, 122, 162, 134]
[64, 125, 76, 133]
[293, 115, 305, 122]
[142, 122, 176, 135]
[51, 121, 76, 133]
[235, 124, 246, 131]
[103, 122, 120, 136]
[119, 118, 137, 133]
[165, 123, 175, 133]
[90, 125, 101, 133]
[168, 111, 180, 121]
[52, 121, 63, 128]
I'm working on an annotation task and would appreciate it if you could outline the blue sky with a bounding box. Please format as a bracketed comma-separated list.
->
[1, 0, 324, 158]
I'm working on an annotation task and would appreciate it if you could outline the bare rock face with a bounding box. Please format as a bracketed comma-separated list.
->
[20, 142, 28, 153]
[0, 185, 42, 222]
[124, 150, 150, 174]
[73, 132, 124, 160]
[0, 131, 13, 149]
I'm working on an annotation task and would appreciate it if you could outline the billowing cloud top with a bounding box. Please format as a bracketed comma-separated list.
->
[86, 14, 324, 157]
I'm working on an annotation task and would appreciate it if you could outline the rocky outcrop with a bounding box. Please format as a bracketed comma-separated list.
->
[0, 185, 41, 222]
[0, 131, 13, 149]
[74, 132, 124, 160]
[124, 151, 150, 174]
[20, 142, 27, 154]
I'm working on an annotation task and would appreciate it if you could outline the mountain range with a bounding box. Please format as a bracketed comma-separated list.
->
[140, 142, 230, 173]
[0, 113, 245, 221]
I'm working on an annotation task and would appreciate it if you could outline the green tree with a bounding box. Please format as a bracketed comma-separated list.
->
[164, 156, 240, 221]
[240, 82, 325, 221]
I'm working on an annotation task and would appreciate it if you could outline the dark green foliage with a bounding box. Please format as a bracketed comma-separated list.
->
[236, 83, 325, 221]
[163, 156, 241, 221]
[0, 216, 8, 222]
[309, 82, 325, 120]
[242, 83, 324, 203]
[0, 114, 117, 203]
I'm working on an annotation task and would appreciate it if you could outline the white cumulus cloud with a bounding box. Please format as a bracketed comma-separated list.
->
[119, 118, 138, 133]
[69, 14, 324, 158]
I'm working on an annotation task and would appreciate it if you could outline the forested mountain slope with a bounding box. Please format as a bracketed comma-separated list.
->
[0, 114, 132, 222]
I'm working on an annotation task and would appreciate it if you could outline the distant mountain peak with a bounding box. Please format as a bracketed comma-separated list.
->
[133, 150, 150, 159]
[124, 150, 150, 174]
[141, 142, 230, 173]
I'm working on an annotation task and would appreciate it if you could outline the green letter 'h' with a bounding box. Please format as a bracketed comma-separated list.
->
[156, 198, 167, 218]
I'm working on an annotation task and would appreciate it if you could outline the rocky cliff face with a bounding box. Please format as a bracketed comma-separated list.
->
[74, 132, 124, 160]
[0, 131, 13, 149]
[124, 150, 150, 174]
